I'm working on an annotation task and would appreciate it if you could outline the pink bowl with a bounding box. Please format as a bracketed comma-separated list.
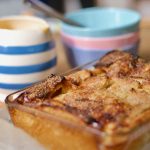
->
[61, 32, 139, 50]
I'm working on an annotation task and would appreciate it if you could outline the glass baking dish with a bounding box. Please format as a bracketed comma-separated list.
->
[5, 58, 150, 150]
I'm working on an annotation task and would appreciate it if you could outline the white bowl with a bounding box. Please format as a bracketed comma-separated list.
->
[0, 16, 57, 101]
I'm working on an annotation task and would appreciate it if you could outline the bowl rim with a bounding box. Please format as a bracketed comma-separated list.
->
[61, 32, 139, 50]
[62, 7, 141, 37]
[0, 15, 50, 32]
[63, 39, 139, 51]
[61, 31, 139, 41]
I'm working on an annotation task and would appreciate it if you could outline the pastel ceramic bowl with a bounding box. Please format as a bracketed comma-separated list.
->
[63, 41, 139, 67]
[61, 7, 141, 67]
[62, 7, 141, 37]
[62, 31, 139, 50]
[0, 16, 57, 100]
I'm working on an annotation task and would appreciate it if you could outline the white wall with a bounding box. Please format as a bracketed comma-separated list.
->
[97, 0, 136, 8]
[0, 0, 27, 17]
[65, 0, 80, 12]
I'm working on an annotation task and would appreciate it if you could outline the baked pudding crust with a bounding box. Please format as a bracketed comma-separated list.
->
[6, 50, 150, 150]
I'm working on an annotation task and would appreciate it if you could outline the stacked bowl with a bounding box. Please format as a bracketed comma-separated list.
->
[0, 16, 57, 100]
[61, 7, 141, 67]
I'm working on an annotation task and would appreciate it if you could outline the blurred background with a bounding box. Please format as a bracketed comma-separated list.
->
[0, 0, 150, 71]
[0, 0, 150, 17]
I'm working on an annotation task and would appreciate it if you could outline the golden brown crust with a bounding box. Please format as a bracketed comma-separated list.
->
[96, 50, 133, 66]
[14, 50, 150, 135]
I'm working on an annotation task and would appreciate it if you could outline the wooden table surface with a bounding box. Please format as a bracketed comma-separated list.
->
[0, 102, 3, 107]
[139, 19, 150, 60]
[55, 33, 71, 74]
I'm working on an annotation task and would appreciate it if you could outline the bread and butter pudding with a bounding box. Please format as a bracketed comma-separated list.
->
[6, 50, 150, 150]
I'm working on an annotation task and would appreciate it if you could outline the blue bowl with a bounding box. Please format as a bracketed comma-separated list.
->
[62, 7, 141, 37]
[63, 41, 139, 67]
